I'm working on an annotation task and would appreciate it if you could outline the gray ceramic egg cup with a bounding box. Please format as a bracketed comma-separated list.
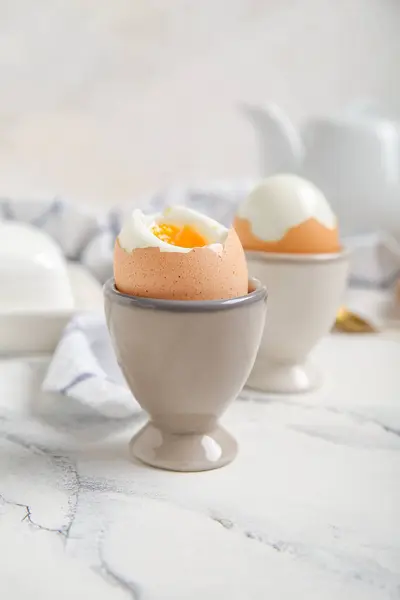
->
[104, 278, 267, 472]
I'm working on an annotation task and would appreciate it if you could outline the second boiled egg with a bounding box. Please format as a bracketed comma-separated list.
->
[234, 174, 340, 254]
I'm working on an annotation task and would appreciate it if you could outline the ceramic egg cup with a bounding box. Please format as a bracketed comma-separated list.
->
[245, 250, 349, 394]
[104, 278, 267, 472]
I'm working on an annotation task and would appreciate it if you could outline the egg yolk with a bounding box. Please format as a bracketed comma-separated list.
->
[151, 223, 208, 248]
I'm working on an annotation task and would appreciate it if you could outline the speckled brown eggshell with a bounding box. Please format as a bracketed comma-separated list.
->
[114, 228, 249, 300]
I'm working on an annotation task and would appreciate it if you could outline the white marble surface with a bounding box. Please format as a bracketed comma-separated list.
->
[0, 333, 399, 599]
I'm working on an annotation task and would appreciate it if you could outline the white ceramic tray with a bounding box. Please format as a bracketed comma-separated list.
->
[0, 263, 103, 355]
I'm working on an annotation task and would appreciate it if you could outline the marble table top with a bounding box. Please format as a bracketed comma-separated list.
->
[0, 333, 399, 599]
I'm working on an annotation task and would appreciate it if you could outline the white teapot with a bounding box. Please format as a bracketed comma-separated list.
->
[242, 101, 400, 237]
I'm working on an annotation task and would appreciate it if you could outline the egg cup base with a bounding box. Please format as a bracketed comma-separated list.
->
[129, 421, 238, 472]
[246, 359, 323, 394]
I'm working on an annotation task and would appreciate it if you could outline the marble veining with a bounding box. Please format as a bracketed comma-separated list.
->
[0, 338, 399, 598]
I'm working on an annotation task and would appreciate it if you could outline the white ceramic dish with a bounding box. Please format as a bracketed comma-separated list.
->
[0, 221, 74, 311]
[0, 263, 103, 355]
[0, 221, 104, 355]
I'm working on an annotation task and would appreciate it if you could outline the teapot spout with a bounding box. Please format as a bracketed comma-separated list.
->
[241, 103, 304, 176]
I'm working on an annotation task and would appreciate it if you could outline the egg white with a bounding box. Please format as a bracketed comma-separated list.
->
[238, 174, 337, 242]
[118, 205, 228, 253]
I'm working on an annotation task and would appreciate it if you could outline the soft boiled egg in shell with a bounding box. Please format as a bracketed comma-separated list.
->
[234, 174, 340, 254]
[114, 206, 248, 300]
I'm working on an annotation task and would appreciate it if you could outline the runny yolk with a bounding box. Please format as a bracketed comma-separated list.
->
[151, 223, 208, 248]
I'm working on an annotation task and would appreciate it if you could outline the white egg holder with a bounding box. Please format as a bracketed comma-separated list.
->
[0, 197, 116, 355]
[1, 309, 74, 356]
[0, 261, 105, 355]
[0, 186, 398, 355]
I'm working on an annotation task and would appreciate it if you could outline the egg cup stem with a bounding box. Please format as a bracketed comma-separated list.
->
[130, 421, 238, 472]
[247, 359, 322, 394]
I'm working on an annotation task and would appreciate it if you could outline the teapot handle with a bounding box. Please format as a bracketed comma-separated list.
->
[240, 103, 304, 175]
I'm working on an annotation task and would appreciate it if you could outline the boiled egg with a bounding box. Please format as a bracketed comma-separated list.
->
[234, 174, 340, 254]
[114, 205, 248, 300]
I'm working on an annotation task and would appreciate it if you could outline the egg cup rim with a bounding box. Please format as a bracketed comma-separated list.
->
[104, 277, 267, 312]
[244, 247, 350, 264]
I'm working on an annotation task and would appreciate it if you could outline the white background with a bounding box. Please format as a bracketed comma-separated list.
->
[0, 0, 399, 207]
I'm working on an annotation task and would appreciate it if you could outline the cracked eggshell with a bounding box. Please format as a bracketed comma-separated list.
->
[114, 228, 248, 301]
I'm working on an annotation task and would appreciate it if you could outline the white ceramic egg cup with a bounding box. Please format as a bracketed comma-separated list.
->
[245, 250, 349, 394]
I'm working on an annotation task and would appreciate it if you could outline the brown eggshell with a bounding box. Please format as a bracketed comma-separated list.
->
[234, 216, 341, 254]
[114, 228, 248, 300]
[396, 279, 400, 305]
